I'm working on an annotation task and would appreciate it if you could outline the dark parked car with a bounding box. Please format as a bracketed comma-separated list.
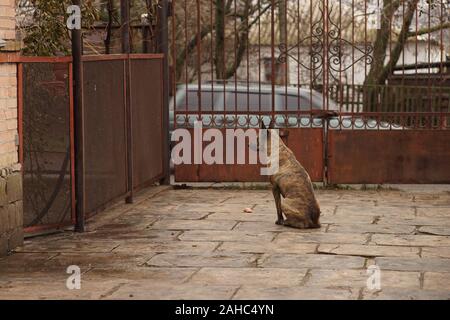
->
[170, 83, 402, 132]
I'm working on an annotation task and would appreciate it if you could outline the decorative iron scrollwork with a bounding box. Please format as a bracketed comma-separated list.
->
[277, 4, 374, 84]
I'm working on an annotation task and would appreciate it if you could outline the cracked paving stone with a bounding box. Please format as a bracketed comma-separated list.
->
[416, 207, 450, 218]
[233, 286, 359, 300]
[306, 269, 421, 289]
[206, 212, 275, 222]
[42, 252, 153, 270]
[145, 253, 259, 268]
[421, 247, 450, 259]
[143, 211, 212, 220]
[179, 230, 275, 243]
[371, 234, 450, 247]
[377, 216, 450, 227]
[217, 242, 317, 255]
[188, 268, 308, 287]
[375, 257, 450, 272]
[423, 272, 450, 291]
[81, 230, 182, 241]
[361, 288, 450, 300]
[275, 232, 368, 245]
[234, 221, 327, 233]
[15, 240, 123, 254]
[261, 254, 365, 269]
[327, 224, 415, 235]
[0, 277, 120, 300]
[0, 253, 57, 274]
[335, 206, 415, 217]
[320, 215, 375, 225]
[418, 226, 450, 236]
[317, 244, 420, 258]
[83, 267, 199, 284]
[150, 219, 237, 231]
[107, 283, 238, 300]
[111, 241, 219, 255]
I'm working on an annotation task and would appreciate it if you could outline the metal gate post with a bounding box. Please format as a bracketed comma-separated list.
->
[157, 0, 171, 185]
[322, 0, 330, 187]
[72, 0, 85, 232]
[121, 0, 134, 204]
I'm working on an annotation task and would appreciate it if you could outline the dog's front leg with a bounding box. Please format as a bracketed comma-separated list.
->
[272, 185, 284, 225]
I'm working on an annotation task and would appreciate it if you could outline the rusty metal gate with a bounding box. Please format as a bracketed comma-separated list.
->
[170, 0, 450, 183]
[14, 54, 165, 232]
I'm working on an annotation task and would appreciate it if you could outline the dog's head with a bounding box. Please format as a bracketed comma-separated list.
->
[256, 120, 275, 154]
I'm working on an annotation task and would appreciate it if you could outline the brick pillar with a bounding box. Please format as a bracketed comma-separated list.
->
[0, 0, 23, 256]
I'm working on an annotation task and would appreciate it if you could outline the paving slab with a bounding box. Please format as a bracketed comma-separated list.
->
[371, 234, 450, 247]
[418, 226, 450, 236]
[260, 254, 366, 270]
[151, 219, 237, 231]
[274, 232, 369, 245]
[375, 257, 450, 272]
[306, 269, 421, 290]
[111, 241, 219, 255]
[421, 247, 450, 259]
[317, 244, 420, 258]
[84, 267, 199, 284]
[423, 272, 450, 291]
[233, 287, 360, 300]
[189, 268, 308, 287]
[180, 230, 276, 243]
[361, 288, 450, 300]
[335, 205, 415, 217]
[145, 253, 259, 268]
[108, 283, 238, 300]
[216, 242, 318, 255]
[327, 224, 416, 235]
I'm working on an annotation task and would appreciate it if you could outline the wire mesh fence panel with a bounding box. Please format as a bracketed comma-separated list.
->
[83, 59, 128, 216]
[131, 58, 165, 189]
[22, 62, 74, 229]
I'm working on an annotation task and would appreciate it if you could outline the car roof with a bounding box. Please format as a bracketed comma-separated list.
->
[176, 83, 319, 97]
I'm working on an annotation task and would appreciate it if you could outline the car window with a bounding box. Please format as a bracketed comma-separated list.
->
[310, 90, 339, 111]
[222, 92, 273, 112]
[175, 90, 222, 112]
[279, 94, 316, 111]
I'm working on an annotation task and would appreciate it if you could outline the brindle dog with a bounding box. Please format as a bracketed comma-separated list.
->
[261, 123, 321, 229]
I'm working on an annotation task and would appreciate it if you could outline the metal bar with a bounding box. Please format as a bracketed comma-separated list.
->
[121, 0, 134, 203]
[393, 61, 450, 71]
[24, 221, 74, 234]
[125, 56, 134, 204]
[0, 55, 72, 63]
[72, 0, 85, 232]
[270, 0, 275, 121]
[121, 0, 131, 54]
[157, 0, 170, 185]
[69, 62, 76, 224]
[17, 63, 23, 167]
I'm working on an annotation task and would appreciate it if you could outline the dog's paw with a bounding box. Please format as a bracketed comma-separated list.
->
[275, 219, 285, 226]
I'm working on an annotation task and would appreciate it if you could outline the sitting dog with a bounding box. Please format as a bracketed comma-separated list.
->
[260, 123, 321, 229]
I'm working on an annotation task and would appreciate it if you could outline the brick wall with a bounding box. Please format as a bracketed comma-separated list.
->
[0, 0, 15, 41]
[0, 0, 23, 256]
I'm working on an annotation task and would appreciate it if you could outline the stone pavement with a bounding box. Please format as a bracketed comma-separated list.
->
[0, 186, 450, 300]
